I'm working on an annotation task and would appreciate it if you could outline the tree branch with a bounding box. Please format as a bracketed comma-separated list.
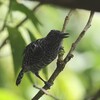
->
[58, 9, 74, 63]
[32, 11, 94, 100]
[27, 0, 100, 12]
[64, 11, 94, 63]
[62, 9, 74, 32]
[33, 85, 59, 100]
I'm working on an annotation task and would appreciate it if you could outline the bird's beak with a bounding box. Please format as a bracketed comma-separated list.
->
[61, 33, 69, 38]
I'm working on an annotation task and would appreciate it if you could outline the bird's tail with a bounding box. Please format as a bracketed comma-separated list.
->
[16, 69, 24, 86]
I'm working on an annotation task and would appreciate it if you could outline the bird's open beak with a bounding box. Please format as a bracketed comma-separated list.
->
[61, 33, 69, 38]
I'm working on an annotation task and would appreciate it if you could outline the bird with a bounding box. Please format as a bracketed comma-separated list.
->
[16, 30, 69, 86]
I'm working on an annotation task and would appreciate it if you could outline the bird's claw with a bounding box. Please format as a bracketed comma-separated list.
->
[44, 81, 52, 88]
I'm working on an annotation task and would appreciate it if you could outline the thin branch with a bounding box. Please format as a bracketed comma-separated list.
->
[33, 85, 59, 100]
[58, 9, 74, 65]
[62, 9, 74, 32]
[32, 11, 95, 100]
[58, 9, 74, 64]
[15, 3, 42, 28]
[64, 11, 95, 63]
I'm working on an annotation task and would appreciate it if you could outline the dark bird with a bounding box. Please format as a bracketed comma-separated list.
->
[16, 30, 69, 86]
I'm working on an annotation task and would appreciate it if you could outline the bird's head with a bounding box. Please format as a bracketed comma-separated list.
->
[46, 30, 69, 42]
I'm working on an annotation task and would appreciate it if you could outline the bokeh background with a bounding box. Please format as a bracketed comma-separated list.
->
[0, 0, 100, 100]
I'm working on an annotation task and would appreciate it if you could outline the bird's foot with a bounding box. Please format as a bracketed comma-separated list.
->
[44, 81, 52, 88]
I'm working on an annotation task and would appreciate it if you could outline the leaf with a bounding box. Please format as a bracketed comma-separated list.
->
[0, 88, 25, 100]
[26, 73, 34, 84]
[7, 26, 26, 75]
[42, 67, 48, 80]
[26, 28, 42, 41]
[26, 28, 37, 41]
[11, 1, 41, 30]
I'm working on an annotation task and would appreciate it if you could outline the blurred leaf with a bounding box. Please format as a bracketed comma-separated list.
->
[0, 1, 3, 6]
[26, 73, 34, 84]
[42, 67, 48, 80]
[11, 1, 41, 30]
[26, 28, 36, 41]
[0, 88, 25, 100]
[7, 26, 26, 75]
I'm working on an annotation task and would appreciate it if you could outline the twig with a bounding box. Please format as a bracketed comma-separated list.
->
[64, 11, 95, 63]
[32, 11, 94, 100]
[33, 85, 59, 100]
[62, 9, 74, 32]
[16, 3, 42, 28]
[58, 9, 74, 65]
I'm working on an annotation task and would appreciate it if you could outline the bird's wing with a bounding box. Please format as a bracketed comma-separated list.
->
[23, 42, 37, 56]
[22, 40, 45, 66]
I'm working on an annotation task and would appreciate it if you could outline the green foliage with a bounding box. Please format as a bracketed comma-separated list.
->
[11, 0, 41, 30]
[0, 0, 100, 100]
[8, 26, 26, 74]
[0, 88, 25, 100]
[26, 28, 37, 41]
